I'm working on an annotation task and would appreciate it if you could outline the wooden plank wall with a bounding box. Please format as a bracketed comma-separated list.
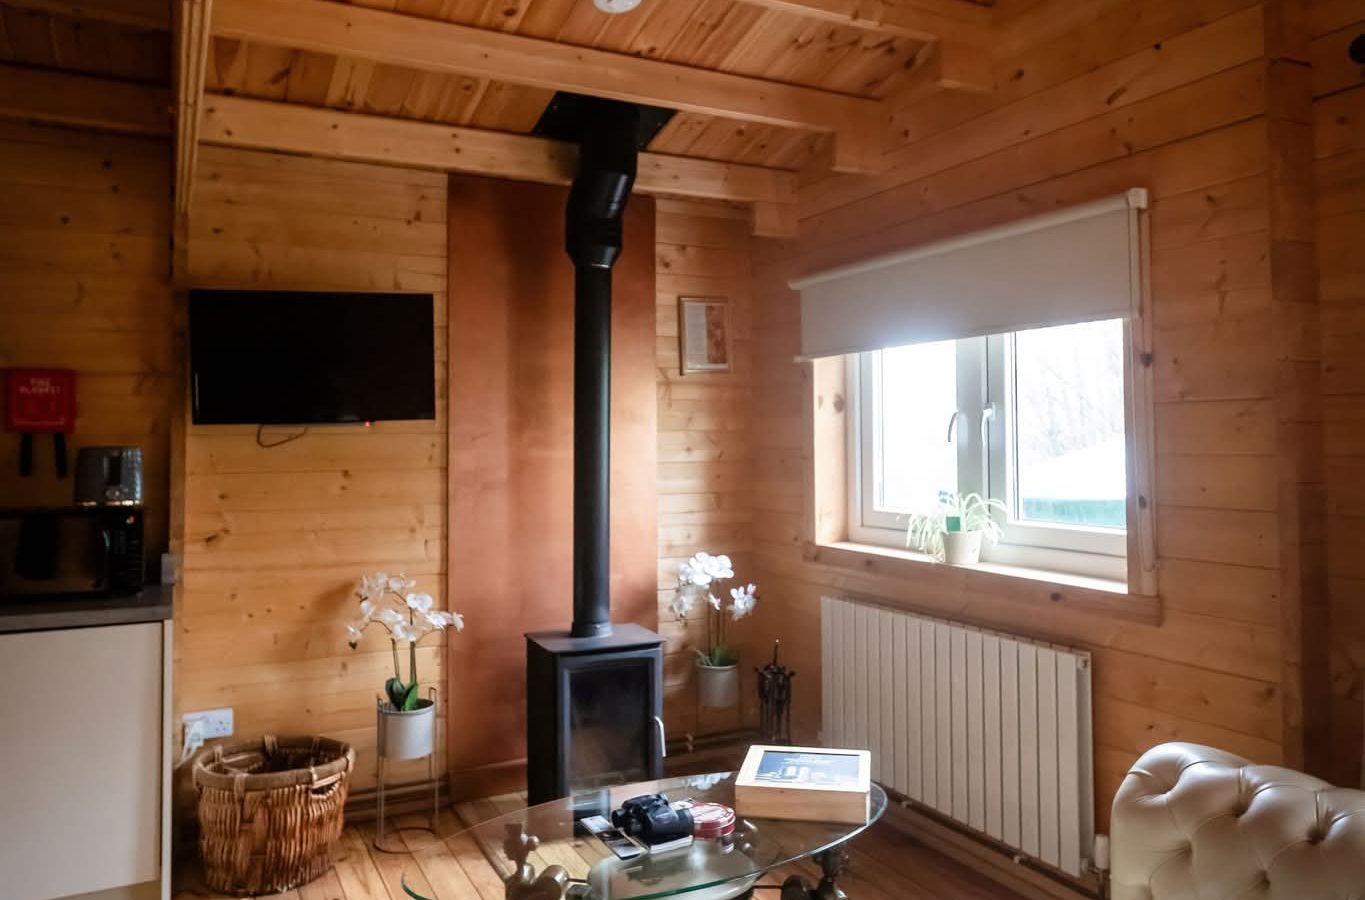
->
[750, 0, 1299, 828]
[444, 174, 659, 796]
[180, 147, 449, 793]
[654, 198, 762, 740]
[1315, 0, 1365, 787]
[0, 123, 173, 564]
[1261, 0, 1328, 777]
[174, 159, 734, 795]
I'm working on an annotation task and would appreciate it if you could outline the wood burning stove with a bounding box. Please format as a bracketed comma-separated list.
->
[526, 626, 664, 804]
[524, 96, 669, 804]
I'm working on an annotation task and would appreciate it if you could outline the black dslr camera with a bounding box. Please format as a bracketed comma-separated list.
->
[611, 794, 694, 845]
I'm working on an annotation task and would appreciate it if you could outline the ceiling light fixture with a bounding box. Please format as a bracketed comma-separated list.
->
[593, 0, 642, 13]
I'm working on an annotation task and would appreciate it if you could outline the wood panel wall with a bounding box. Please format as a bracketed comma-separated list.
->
[749, 0, 1317, 828]
[653, 198, 762, 740]
[0, 123, 172, 564]
[172, 155, 747, 798]
[445, 174, 658, 794]
[180, 147, 449, 792]
[1315, 1, 1365, 786]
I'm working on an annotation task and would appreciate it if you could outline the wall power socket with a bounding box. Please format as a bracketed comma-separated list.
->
[183, 708, 234, 740]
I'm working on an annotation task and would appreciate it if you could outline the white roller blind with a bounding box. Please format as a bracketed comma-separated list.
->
[793, 190, 1147, 359]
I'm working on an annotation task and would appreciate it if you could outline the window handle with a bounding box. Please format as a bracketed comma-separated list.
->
[946, 411, 961, 443]
[980, 403, 997, 447]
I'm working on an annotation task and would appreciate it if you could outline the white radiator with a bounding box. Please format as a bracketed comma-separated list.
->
[821, 595, 1095, 877]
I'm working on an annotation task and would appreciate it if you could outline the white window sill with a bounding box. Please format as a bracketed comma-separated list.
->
[802, 540, 1162, 626]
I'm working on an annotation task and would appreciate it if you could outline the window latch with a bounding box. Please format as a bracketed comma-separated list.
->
[980, 403, 997, 447]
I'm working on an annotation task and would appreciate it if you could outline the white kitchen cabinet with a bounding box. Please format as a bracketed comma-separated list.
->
[0, 622, 169, 900]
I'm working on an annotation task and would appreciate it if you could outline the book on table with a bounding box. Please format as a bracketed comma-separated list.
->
[733, 745, 872, 825]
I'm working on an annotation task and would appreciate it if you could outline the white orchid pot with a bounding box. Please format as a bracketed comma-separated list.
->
[376, 698, 435, 760]
[941, 530, 983, 566]
[697, 662, 739, 709]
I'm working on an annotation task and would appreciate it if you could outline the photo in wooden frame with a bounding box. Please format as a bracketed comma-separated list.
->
[678, 297, 732, 375]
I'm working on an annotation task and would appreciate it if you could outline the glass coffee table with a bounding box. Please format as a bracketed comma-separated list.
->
[400, 772, 888, 900]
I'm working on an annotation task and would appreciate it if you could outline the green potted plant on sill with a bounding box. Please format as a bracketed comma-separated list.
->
[907, 491, 1007, 566]
[346, 572, 465, 760]
[670, 551, 759, 709]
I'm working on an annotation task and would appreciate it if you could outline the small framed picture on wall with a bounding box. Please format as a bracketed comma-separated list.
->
[678, 297, 732, 375]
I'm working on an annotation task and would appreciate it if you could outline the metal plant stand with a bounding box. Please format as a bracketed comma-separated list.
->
[374, 688, 440, 853]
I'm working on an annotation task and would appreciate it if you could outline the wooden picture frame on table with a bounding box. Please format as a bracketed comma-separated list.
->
[678, 297, 732, 375]
[734, 744, 873, 824]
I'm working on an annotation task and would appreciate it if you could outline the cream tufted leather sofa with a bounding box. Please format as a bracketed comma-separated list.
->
[1111, 742, 1365, 899]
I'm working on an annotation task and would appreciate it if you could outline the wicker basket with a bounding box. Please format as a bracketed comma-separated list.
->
[193, 735, 354, 896]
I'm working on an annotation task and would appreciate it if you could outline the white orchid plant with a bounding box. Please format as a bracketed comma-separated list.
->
[346, 572, 465, 712]
[669, 551, 758, 668]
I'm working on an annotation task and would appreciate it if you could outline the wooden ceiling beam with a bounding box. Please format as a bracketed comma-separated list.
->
[735, 0, 991, 43]
[1, 0, 170, 30]
[210, 0, 881, 174]
[891, 39, 994, 109]
[0, 64, 171, 135]
[736, 0, 994, 92]
[174, 0, 212, 217]
[199, 94, 798, 237]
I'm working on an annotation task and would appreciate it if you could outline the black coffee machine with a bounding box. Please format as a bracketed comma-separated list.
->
[74, 446, 143, 507]
[0, 446, 147, 600]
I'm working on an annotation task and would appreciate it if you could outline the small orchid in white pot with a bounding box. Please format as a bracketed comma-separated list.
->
[670, 551, 759, 708]
[347, 572, 464, 711]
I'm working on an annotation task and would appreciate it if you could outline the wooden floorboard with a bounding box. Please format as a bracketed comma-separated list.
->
[175, 813, 1030, 900]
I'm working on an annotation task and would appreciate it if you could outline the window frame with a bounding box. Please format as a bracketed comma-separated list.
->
[848, 322, 1133, 583]
[852, 338, 985, 536]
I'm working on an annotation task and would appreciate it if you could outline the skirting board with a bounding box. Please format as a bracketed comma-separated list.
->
[449, 758, 528, 803]
[883, 799, 1102, 900]
[666, 728, 761, 757]
[344, 778, 450, 823]
[346, 757, 534, 821]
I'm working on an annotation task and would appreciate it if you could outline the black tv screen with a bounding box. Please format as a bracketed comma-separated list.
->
[189, 289, 436, 425]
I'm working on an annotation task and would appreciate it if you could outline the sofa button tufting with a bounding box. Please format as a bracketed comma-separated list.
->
[1112, 744, 1365, 897]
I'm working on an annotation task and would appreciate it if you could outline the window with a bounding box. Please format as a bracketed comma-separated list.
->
[850, 318, 1130, 581]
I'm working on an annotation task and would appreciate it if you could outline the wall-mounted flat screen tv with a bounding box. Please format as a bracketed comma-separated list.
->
[189, 289, 436, 425]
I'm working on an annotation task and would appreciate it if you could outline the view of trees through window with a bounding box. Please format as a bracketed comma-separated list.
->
[1011, 318, 1126, 529]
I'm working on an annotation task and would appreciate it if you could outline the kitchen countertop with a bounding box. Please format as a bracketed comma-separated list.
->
[0, 584, 173, 634]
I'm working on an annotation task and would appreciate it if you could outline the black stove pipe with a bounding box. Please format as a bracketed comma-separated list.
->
[566, 99, 639, 640]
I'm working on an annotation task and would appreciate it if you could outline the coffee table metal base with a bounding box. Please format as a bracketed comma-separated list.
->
[728, 846, 850, 900]
[775, 847, 849, 900]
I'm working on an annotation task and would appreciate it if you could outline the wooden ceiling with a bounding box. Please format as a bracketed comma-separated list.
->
[0, 0, 998, 236]
[0, 2, 169, 85]
[205, 0, 944, 171]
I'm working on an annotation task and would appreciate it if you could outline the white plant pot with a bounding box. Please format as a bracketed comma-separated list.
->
[941, 530, 983, 566]
[376, 698, 435, 761]
[697, 662, 739, 709]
